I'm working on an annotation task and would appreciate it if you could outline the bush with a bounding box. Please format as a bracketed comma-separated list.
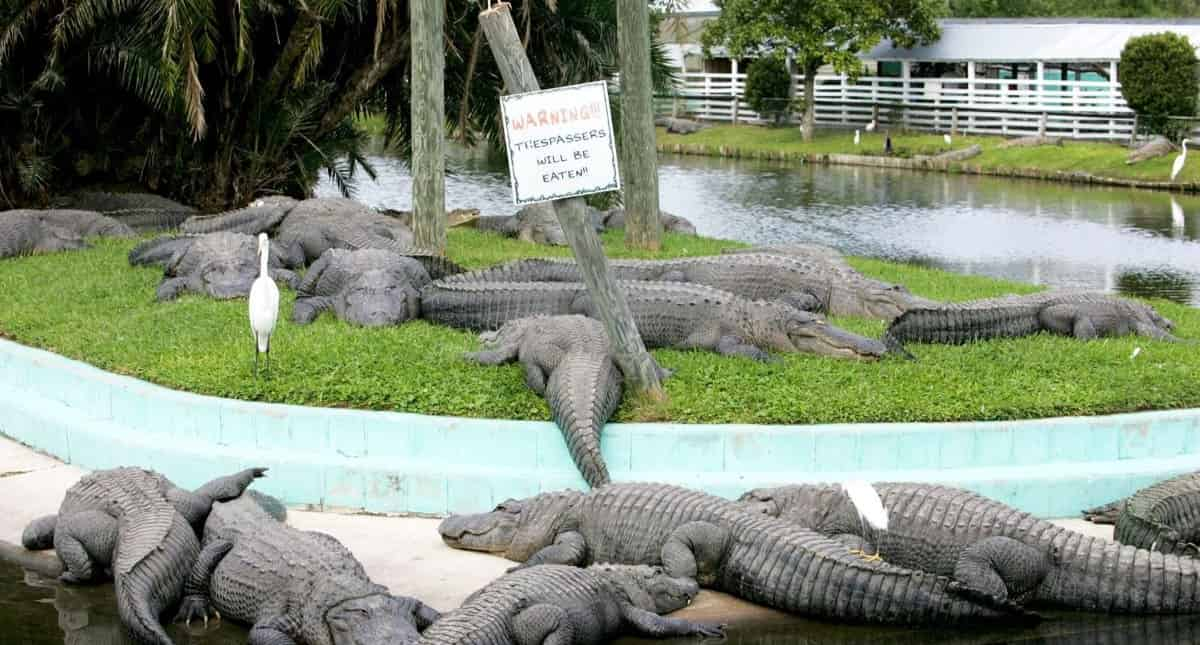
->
[1119, 32, 1199, 139]
[744, 56, 793, 126]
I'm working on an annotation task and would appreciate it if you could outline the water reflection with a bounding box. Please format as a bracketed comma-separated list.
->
[321, 148, 1200, 306]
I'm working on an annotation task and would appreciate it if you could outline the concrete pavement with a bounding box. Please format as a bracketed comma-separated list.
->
[0, 435, 1115, 622]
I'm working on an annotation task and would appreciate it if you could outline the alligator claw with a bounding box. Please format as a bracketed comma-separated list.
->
[173, 594, 219, 629]
[694, 623, 727, 638]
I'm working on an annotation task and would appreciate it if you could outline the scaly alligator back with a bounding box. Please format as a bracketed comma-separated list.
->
[420, 281, 583, 331]
[1114, 472, 1200, 556]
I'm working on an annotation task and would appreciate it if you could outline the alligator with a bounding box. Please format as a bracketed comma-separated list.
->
[50, 191, 197, 232]
[177, 493, 440, 645]
[1127, 136, 1177, 165]
[1082, 471, 1200, 555]
[0, 210, 135, 259]
[654, 116, 707, 135]
[292, 248, 432, 326]
[883, 290, 1181, 356]
[438, 483, 1038, 625]
[465, 315, 672, 488]
[601, 208, 698, 236]
[128, 232, 304, 301]
[180, 196, 299, 235]
[417, 563, 723, 644]
[440, 252, 932, 317]
[420, 280, 888, 361]
[739, 482, 1200, 614]
[20, 467, 264, 645]
[472, 204, 603, 245]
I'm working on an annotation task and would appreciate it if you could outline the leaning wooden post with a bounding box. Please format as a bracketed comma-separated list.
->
[617, 0, 662, 250]
[411, 0, 446, 252]
[479, 3, 665, 399]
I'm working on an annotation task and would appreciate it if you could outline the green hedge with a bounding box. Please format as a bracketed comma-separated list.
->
[1119, 32, 1199, 139]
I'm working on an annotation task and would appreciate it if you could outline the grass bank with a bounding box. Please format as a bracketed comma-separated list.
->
[657, 125, 1200, 189]
[0, 230, 1196, 425]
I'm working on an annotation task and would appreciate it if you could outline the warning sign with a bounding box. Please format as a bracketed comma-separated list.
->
[499, 80, 621, 205]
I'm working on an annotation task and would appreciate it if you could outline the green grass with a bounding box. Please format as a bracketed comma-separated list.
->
[0, 229, 1196, 425]
[657, 125, 1200, 185]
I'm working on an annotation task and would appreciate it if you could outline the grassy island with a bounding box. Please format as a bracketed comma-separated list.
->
[0, 229, 1196, 425]
[657, 126, 1200, 187]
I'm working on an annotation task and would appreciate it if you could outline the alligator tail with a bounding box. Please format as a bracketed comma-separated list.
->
[128, 235, 197, 267]
[179, 204, 290, 235]
[21, 514, 57, 550]
[114, 509, 199, 645]
[545, 352, 622, 488]
[945, 581, 1042, 624]
[884, 306, 1043, 347]
[103, 208, 195, 232]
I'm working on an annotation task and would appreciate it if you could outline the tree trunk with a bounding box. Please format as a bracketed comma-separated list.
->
[411, 0, 446, 253]
[616, 0, 661, 251]
[478, 3, 665, 400]
[801, 60, 818, 142]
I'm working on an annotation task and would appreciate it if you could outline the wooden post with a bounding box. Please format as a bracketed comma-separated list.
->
[617, 0, 662, 250]
[411, 0, 445, 252]
[951, 107, 959, 136]
[1039, 112, 1047, 137]
[479, 3, 665, 399]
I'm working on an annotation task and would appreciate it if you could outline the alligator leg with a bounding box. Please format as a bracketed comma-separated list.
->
[661, 521, 731, 587]
[292, 297, 333, 324]
[1082, 498, 1125, 524]
[522, 362, 549, 395]
[715, 335, 774, 362]
[169, 467, 268, 529]
[511, 604, 574, 645]
[777, 290, 825, 313]
[175, 539, 233, 626]
[953, 536, 1051, 603]
[620, 605, 726, 638]
[463, 344, 519, 366]
[508, 531, 587, 572]
[21, 514, 58, 550]
[54, 511, 117, 583]
[248, 619, 299, 645]
[156, 276, 200, 301]
[271, 268, 300, 290]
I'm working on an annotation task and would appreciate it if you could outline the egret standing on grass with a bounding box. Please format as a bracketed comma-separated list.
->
[865, 119, 877, 132]
[943, 133, 952, 146]
[249, 232, 279, 378]
[841, 480, 888, 562]
[1171, 139, 1189, 182]
[854, 129, 861, 146]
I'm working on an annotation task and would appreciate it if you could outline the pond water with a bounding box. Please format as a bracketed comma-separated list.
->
[318, 149, 1200, 306]
[7, 558, 1200, 645]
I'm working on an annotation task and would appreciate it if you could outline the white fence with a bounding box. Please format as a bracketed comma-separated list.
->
[659, 72, 1156, 140]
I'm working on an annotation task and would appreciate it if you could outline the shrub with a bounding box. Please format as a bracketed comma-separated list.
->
[1119, 32, 1199, 139]
[744, 56, 793, 126]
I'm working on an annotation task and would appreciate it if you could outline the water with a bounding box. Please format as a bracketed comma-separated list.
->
[319, 149, 1200, 306]
[7, 559, 1200, 645]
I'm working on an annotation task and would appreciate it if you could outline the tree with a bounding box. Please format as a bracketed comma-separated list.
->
[701, 0, 942, 141]
[412, 0, 447, 253]
[947, 0, 1200, 17]
[617, 0, 663, 251]
[1119, 32, 1199, 139]
[744, 56, 793, 125]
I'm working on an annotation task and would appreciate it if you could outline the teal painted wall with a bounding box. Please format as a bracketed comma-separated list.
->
[0, 339, 1197, 517]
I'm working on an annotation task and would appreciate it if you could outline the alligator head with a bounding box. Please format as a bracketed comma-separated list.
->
[438, 491, 584, 562]
[748, 303, 888, 360]
[593, 564, 700, 614]
[833, 282, 940, 320]
[332, 269, 420, 327]
[321, 592, 430, 645]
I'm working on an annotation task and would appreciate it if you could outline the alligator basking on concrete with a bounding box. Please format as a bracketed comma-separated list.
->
[178, 493, 440, 645]
[418, 563, 722, 644]
[439, 483, 1038, 625]
[128, 232, 304, 301]
[0, 210, 135, 259]
[883, 290, 1181, 356]
[442, 252, 929, 317]
[1083, 471, 1200, 556]
[292, 249, 432, 326]
[740, 482, 1200, 613]
[21, 467, 265, 645]
[420, 280, 888, 361]
[465, 315, 672, 488]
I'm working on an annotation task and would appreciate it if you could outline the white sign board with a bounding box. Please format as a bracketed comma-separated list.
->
[499, 80, 621, 205]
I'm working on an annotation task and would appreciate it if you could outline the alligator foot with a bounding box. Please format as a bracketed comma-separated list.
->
[174, 594, 221, 629]
[848, 548, 883, 563]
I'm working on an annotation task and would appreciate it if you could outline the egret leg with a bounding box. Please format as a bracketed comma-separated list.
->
[253, 334, 260, 379]
[264, 340, 271, 379]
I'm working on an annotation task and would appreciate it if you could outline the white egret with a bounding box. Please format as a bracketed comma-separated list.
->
[248, 232, 279, 378]
[865, 119, 877, 132]
[1172, 196, 1186, 236]
[854, 129, 861, 146]
[1171, 139, 1188, 182]
[943, 133, 952, 146]
[842, 480, 888, 562]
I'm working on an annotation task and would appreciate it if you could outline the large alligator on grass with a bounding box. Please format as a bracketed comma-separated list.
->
[128, 232, 305, 301]
[883, 290, 1181, 356]
[50, 192, 197, 232]
[465, 315, 672, 488]
[0, 210, 135, 259]
[177, 493, 440, 645]
[439, 483, 1038, 625]
[740, 482, 1200, 613]
[1083, 471, 1200, 556]
[443, 252, 932, 317]
[417, 563, 722, 644]
[21, 466, 265, 645]
[293, 249, 432, 326]
[420, 280, 888, 361]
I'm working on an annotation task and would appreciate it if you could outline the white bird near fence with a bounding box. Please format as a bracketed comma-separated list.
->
[865, 119, 877, 132]
[854, 129, 861, 146]
[248, 232, 279, 378]
[1171, 139, 1189, 182]
[943, 133, 952, 146]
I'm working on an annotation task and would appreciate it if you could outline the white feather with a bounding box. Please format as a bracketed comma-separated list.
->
[865, 119, 876, 132]
[842, 480, 888, 531]
[943, 133, 952, 145]
[249, 233, 279, 354]
[1130, 346, 1142, 360]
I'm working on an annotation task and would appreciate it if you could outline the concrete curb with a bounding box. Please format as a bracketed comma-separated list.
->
[1, 337, 1198, 517]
